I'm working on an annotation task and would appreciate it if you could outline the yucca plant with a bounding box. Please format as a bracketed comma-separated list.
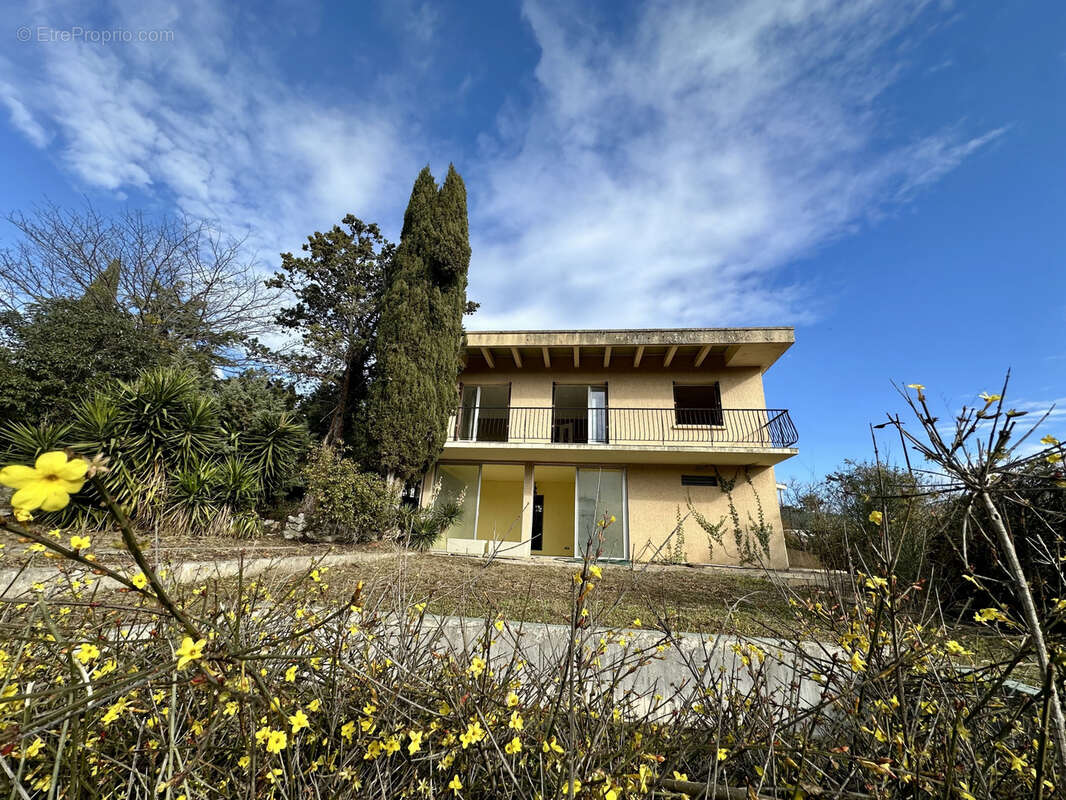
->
[0, 420, 71, 463]
[230, 410, 310, 501]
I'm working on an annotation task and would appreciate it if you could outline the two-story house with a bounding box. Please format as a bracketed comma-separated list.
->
[419, 328, 798, 567]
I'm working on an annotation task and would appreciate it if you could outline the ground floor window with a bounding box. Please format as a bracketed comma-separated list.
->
[576, 467, 627, 560]
[434, 464, 480, 540]
[433, 463, 629, 560]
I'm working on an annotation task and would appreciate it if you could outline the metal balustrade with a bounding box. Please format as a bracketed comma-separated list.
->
[447, 407, 798, 448]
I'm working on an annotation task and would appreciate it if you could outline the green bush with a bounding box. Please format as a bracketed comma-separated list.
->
[302, 444, 398, 542]
[0, 367, 309, 534]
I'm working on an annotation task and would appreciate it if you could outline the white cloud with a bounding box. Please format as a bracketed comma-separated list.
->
[0, 0, 1002, 332]
[466, 0, 1003, 328]
[0, 0, 420, 259]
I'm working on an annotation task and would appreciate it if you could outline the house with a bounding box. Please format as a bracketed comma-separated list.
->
[420, 327, 798, 567]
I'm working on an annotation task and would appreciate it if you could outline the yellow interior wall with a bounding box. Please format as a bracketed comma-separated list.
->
[475, 479, 524, 542]
[533, 476, 575, 557]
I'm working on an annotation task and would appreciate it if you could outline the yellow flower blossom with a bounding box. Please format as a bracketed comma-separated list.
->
[509, 710, 524, 730]
[505, 691, 519, 707]
[131, 573, 149, 590]
[868, 510, 883, 525]
[341, 721, 356, 741]
[504, 735, 521, 754]
[70, 534, 91, 550]
[307, 698, 321, 712]
[289, 709, 310, 734]
[24, 737, 44, 758]
[1041, 434, 1060, 446]
[542, 736, 564, 755]
[468, 655, 486, 678]
[717, 747, 729, 761]
[978, 392, 1001, 403]
[0, 451, 87, 513]
[408, 730, 424, 754]
[175, 637, 206, 670]
[285, 665, 297, 682]
[588, 564, 603, 579]
[448, 774, 462, 794]
[266, 729, 287, 754]
[74, 643, 100, 664]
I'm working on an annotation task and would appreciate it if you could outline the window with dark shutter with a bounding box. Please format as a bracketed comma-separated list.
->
[673, 383, 723, 426]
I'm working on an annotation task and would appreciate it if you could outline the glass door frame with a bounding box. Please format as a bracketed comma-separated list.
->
[572, 466, 629, 561]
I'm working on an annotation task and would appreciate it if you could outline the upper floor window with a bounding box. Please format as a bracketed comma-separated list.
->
[552, 384, 608, 444]
[673, 383, 723, 426]
[457, 383, 510, 442]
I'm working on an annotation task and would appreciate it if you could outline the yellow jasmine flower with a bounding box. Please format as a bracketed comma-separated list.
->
[504, 735, 521, 754]
[24, 737, 44, 758]
[542, 736, 564, 755]
[408, 730, 424, 753]
[1041, 434, 1060, 445]
[945, 640, 973, 656]
[448, 774, 462, 794]
[266, 729, 287, 754]
[509, 710, 524, 730]
[131, 573, 149, 590]
[849, 650, 866, 672]
[588, 564, 603, 579]
[341, 721, 356, 741]
[505, 691, 519, 708]
[285, 665, 297, 682]
[468, 655, 486, 678]
[175, 637, 206, 670]
[383, 736, 401, 755]
[74, 643, 100, 664]
[868, 510, 883, 525]
[978, 392, 1001, 403]
[307, 698, 321, 712]
[0, 451, 87, 512]
[288, 709, 310, 734]
[70, 534, 91, 550]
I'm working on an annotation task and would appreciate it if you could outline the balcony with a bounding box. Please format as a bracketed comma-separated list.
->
[444, 406, 797, 465]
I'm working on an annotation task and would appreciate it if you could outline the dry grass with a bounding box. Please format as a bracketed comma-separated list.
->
[303, 552, 808, 636]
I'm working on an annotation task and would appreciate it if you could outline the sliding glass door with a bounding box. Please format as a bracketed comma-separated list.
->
[575, 467, 627, 560]
[458, 385, 510, 442]
[553, 385, 608, 444]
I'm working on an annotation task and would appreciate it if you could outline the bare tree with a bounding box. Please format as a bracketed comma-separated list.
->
[0, 200, 279, 365]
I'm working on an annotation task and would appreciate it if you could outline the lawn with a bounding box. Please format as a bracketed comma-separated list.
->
[290, 551, 813, 637]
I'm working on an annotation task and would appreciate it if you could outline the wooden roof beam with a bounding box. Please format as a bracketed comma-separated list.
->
[480, 347, 495, 368]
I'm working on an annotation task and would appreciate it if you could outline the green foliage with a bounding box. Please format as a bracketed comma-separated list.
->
[302, 444, 399, 542]
[260, 216, 393, 448]
[368, 165, 472, 480]
[0, 366, 308, 534]
[397, 492, 464, 551]
[0, 263, 166, 424]
[687, 468, 773, 566]
[784, 460, 933, 584]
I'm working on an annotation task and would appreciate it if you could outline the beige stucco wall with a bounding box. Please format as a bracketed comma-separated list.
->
[626, 464, 788, 568]
[459, 363, 768, 409]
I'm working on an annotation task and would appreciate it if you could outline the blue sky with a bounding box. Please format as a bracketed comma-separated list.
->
[0, 0, 1063, 485]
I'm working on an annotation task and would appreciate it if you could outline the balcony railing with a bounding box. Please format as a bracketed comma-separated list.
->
[448, 407, 798, 448]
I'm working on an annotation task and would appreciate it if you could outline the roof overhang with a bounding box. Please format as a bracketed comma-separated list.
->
[462, 327, 794, 372]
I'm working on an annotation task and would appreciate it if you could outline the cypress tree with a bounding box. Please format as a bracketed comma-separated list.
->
[368, 165, 471, 481]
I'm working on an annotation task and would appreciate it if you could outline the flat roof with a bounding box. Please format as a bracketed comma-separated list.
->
[462, 327, 794, 371]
